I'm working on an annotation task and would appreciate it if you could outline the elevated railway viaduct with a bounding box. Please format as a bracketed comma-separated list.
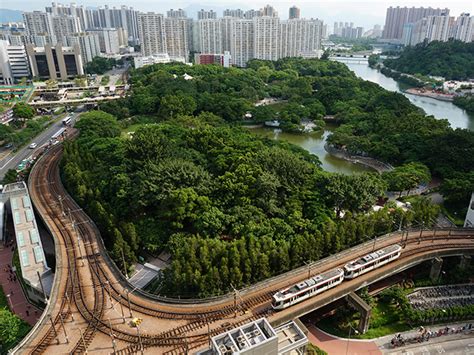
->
[13, 143, 474, 354]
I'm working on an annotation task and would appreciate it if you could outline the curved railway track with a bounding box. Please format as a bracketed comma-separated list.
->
[21, 141, 474, 354]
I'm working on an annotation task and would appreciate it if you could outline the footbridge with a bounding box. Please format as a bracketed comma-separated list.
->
[13, 141, 474, 354]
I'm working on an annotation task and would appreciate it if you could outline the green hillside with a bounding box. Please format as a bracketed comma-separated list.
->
[384, 40, 474, 80]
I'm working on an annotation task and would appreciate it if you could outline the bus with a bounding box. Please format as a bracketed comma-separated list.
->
[62, 116, 72, 126]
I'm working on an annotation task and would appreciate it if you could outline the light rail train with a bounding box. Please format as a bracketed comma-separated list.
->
[272, 244, 402, 310]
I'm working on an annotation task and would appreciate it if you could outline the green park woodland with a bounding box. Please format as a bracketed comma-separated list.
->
[61, 58, 474, 297]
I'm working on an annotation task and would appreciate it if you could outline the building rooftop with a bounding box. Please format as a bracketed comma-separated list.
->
[274, 321, 307, 355]
[198, 318, 308, 355]
[3, 182, 52, 296]
[212, 318, 276, 354]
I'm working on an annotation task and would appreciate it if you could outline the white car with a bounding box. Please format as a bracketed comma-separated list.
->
[29, 143, 38, 149]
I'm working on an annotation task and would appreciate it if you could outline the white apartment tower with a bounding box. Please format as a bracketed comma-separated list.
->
[197, 19, 222, 54]
[52, 15, 81, 44]
[451, 13, 473, 42]
[138, 12, 166, 56]
[164, 17, 191, 59]
[231, 19, 254, 67]
[253, 16, 280, 61]
[425, 15, 454, 42]
[221, 17, 234, 52]
[66, 32, 100, 63]
[198, 10, 217, 20]
[23, 11, 56, 44]
[280, 19, 322, 57]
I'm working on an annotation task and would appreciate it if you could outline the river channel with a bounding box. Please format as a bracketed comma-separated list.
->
[250, 61, 474, 174]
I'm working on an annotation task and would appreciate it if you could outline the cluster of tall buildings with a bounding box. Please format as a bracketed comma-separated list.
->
[0, 2, 140, 84]
[382, 7, 473, 45]
[333, 22, 364, 39]
[138, 5, 324, 67]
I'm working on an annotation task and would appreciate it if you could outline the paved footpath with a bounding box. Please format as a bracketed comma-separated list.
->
[306, 324, 382, 355]
[0, 244, 42, 326]
[306, 322, 474, 355]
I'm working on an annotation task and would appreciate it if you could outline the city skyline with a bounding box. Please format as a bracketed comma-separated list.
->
[2, 0, 473, 29]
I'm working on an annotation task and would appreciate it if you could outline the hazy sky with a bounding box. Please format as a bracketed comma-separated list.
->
[3, 0, 473, 29]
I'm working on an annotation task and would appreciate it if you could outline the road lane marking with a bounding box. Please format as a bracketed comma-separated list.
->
[0, 155, 16, 170]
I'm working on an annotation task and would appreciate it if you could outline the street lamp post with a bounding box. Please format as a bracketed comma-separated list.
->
[345, 324, 359, 355]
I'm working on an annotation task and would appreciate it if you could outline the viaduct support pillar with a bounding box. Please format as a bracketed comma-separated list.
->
[429, 257, 443, 282]
[346, 292, 371, 334]
[459, 255, 472, 270]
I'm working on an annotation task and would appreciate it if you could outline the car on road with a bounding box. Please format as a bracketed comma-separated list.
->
[29, 143, 38, 149]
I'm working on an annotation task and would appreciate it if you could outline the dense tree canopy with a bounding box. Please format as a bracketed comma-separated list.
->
[383, 40, 474, 80]
[85, 56, 117, 75]
[12, 102, 35, 119]
[64, 58, 470, 297]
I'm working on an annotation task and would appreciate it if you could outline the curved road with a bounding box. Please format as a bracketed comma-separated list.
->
[14, 142, 474, 354]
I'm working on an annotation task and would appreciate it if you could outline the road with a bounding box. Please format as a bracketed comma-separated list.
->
[385, 337, 474, 354]
[0, 112, 78, 181]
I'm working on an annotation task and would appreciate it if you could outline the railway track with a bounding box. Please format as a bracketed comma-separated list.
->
[22, 140, 474, 354]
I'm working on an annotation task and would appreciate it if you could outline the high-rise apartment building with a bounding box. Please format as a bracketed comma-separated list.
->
[138, 12, 166, 56]
[198, 9, 217, 20]
[289, 6, 300, 20]
[244, 9, 262, 19]
[280, 18, 322, 58]
[451, 13, 473, 42]
[167, 9, 187, 18]
[66, 32, 100, 63]
[425, 15, 454, 42]
[23, 11, 56, 44]
[261, 5, 278, 18]
[197, 19, 222, 54]
[223, 9, 244, 18]
[253, 16, 280, 61]
[164, 17, 191, 59]
[221, 17, 234, 52]
[87, 28, 120, 54]
[52, 15, 81, 44]
[382, 6, 449, 40]
[231, 19, 254, 67]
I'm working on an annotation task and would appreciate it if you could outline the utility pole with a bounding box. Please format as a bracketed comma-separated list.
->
[108, 318, 117, 354]
[105, 280, 113, 309]
[119, 295, 126, 323]
[372, 235, 377, 252]
[65, 292, 74, 321]
[70, 216, 85, 266]
[136, 324, 144, 354]
[58, 195, 65, 216]
[304, 260, 312, 279]
[78, 327, 88, 354]
[121, 247, 128, 279]
[37, 271, 48, 301]
[125, 289, 133, 318]
[58, 312, 69, 343]
[49, 315, 59, 344]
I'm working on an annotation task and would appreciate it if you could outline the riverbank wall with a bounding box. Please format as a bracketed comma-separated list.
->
[325, 144, 393, 173]
[404, 88, 454, 102]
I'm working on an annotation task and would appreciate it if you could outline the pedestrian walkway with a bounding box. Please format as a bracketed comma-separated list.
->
[306, 324, 381, 355]
[374, 321, 474, 353]
[0, 244, 42, 326]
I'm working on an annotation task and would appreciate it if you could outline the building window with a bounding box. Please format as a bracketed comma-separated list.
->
[14, 211, 21, 224]
[64, 54, 78, 76]
[34, 246, 44, 263]
[29, 229, 39, 244]
[18, 231, 26, 247]
[21, 249, 30, 267]
[25, 209, 34, 222]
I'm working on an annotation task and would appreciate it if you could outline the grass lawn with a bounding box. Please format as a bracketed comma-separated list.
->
[317, 298, 411, 339]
